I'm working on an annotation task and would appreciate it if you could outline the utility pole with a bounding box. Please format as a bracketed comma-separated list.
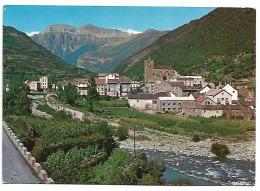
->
[134, 125, 136, 158]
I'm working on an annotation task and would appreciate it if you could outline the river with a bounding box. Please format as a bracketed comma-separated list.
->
[123, 148, 255, 186]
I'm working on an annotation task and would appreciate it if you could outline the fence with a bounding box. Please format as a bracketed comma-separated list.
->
[3, 121, 54, 184]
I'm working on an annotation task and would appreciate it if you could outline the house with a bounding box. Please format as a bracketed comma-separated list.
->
[74, 79, 89, 96]
[182, 103, 255, 120]
[196, 95, 217, 105]
[158, 93, 195, 112]
[221, 84, 238, 101]
[130, 81, 141, 90]
[95, 78, 106, 96]
[199, 86, 211, 94]
[173, 77, 194, 87]
[107, 79, 121, 97]
[98, 73, 120, 83]
[119, 76, 132, 98]
[182, 102, 204, 117]
[128, 92, 168, 111]
[40, 76, 48, 91]
[205, 89, 232, 105]
[28, 81, 41, 91]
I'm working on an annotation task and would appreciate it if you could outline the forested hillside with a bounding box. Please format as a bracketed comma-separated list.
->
[114, 8, 256, 84]
[3, 26, 94, 84]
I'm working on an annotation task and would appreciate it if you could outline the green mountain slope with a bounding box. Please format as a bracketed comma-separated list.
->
[114, 8, 256, 83]
[3, 26, 94, 83]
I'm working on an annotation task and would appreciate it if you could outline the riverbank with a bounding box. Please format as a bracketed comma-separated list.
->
[119, 129, 255, 185]
[120, 128, 255, 162]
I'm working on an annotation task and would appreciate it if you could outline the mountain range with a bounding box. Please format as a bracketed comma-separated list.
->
[114, 8, 256, 83]
[3, 26, 94, 84]
[31, 24, 167, 73]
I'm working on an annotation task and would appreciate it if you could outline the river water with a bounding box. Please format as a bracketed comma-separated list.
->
[124, 148, 255, 186]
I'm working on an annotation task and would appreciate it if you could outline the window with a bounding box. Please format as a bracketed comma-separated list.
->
[137, 100, 139, 102]
[222, 98, 224, 101]
[233, 91, 235, 93]
[168, 103, 171, 105]
[173, 103, 176, 105]
[168, 108, 171, 111]
[163, 103, 165, 105]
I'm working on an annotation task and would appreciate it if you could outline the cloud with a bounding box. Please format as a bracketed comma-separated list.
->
[117, 28, 142, 34]
[26, 31, 40, 36]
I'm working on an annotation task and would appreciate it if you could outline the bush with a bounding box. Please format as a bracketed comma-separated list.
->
[211, 142, 230, 159]
[173, 178, 195, 186]
[115, 127, 128, 141]
[192, 134, 201, 142]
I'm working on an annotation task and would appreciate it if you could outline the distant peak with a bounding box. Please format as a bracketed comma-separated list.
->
[43, 24, 75, 33]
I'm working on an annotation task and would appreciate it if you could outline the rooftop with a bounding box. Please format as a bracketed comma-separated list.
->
[154, 65, 173, 70]
[95, 78, 105, 84]
[128, 92, 169, 100]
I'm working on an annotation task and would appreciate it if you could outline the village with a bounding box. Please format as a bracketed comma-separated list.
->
[20, 58, 256, 121]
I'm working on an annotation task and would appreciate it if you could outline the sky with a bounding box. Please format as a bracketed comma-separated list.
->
[3, 6, 215, 36]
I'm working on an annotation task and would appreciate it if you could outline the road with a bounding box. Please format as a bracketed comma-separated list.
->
[2, 129, 39, 184]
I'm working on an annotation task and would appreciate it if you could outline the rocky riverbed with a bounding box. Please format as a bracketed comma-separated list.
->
[119, 129, 255, 185]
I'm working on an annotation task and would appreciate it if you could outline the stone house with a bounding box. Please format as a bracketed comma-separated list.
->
[158, 93, 195, 112]
[182, 103, 255, 120]
[205, 89, 232, 105]
[221, 84, 238, 101]
[182, 102, 203, 117]
[128, 92, 169, 111]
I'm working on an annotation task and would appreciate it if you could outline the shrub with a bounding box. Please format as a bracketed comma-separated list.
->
[211, 142, 230, 159]
[115, 127, 128, 141]
[192, 134, 201, 142]
[173, 178, 194, 186]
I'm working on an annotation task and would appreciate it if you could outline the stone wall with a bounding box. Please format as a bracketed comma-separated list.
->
[47, 102, 86, 121]
[3, 122, 54, 184]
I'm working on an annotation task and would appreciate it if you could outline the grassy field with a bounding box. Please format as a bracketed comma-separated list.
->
[96, 108, 255, 139]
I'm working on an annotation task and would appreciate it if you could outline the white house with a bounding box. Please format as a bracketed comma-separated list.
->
[199, 86, 211, 94]
[221, 84, 238, 101]
[205, 89, 232, 105]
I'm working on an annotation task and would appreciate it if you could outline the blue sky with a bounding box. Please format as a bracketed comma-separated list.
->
[3, 6, 215, 35]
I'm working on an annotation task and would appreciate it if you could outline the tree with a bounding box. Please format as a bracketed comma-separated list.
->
[57, 83, 78, 105]
[87, 77, 99, 100]
[192, 134, 201, 142]
[3, 80, 31, 116]
[211, 143, 230, 160]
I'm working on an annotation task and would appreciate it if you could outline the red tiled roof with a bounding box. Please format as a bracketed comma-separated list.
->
[95, 78, 105, 84]
[239, 101, 256, 107]
[205, 89, 224, 96]
[196, 95, 207, 102]
[98, 73, 107, 77]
